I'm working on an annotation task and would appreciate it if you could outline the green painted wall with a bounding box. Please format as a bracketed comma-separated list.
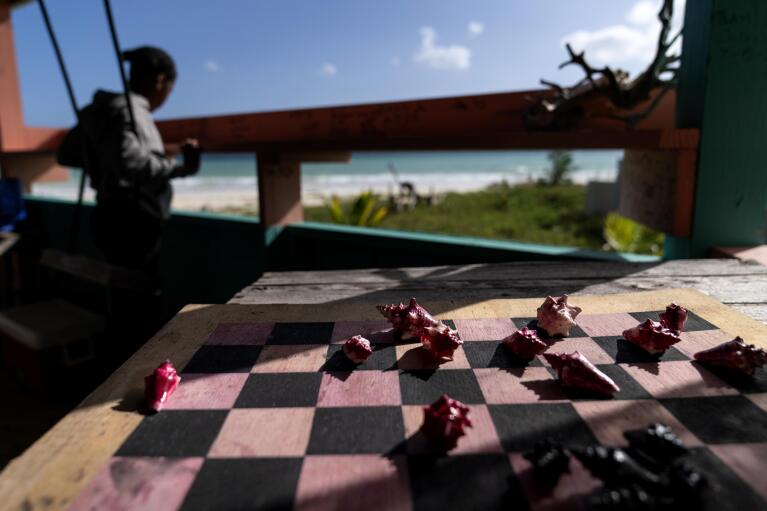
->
[668, 0, 767, 257]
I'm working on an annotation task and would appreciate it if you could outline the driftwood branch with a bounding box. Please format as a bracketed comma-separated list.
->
[525, 0, 682, 129]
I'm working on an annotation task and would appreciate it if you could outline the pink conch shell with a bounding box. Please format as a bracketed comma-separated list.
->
[342, 335, 373, 363]
[378, 298, 462, 359]
[503, 327, 548, 360]
[694, 337, 767, 375]
[659, 303, 688, 334]
[536, 295, 582, 337]
[544, 351, 620, 396]
[622, 319, 681, 355]
[421, 394, 473, 450]
[145, 360, 181, 412]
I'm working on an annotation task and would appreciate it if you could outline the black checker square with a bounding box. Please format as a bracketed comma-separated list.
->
[399, 369, 485, 405]
[323, 343, 397, 371]
[267, 322, 335, 345]
[307, 406, 405, 455]
[489, 403, 597, 452]
[592, 335, 689, 364]
[629, 310, 717, 332]
[182, 345, 262, 373]
[681, 447, 767, 511]
[179, 458, 303, 511]
[116, 410, 227, 457]
[661, 395, 767, 444]
[463, 341, 544, 369]
[407, 453, 527, 511]
[547, 364, 652, 401]
[510, 317, 587, 339]
[235, 372, 322, 408]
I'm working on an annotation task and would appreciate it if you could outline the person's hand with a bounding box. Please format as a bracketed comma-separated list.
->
[180, 138, 201, 176]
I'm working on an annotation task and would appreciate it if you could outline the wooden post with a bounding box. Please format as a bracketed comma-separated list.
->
[256, 152, 303, 228]
[666, 0, 767, 257]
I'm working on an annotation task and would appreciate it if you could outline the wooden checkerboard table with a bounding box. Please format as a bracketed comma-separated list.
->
[1, 289, 766, 510]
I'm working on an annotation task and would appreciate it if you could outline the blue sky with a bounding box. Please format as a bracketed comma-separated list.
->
[11, 0, 685, 126]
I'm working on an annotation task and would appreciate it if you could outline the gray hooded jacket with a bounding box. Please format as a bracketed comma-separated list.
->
[57, 90, 183, 220]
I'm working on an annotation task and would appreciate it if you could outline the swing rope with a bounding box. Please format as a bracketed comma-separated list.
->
[36, 0, 90, 252]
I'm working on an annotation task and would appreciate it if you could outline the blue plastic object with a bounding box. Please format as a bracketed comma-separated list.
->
[0, 178, 27, 232]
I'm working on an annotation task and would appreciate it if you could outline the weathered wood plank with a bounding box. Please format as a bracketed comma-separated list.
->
[252, 260, 767, 286]
[232, 260, 767, 325]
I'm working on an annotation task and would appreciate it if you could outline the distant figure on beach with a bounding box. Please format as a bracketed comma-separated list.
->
[57, 46, 200, 273]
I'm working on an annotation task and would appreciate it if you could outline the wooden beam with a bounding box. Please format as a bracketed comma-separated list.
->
[0, 152, 68, 191]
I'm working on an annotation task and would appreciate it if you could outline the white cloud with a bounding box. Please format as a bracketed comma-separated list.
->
[320, 63, 337, 76]
[391, 56, 401, 66]
[203, 60, 220, 72]
[627, 1, 658, 25]
[468, 21, 484, 37]
[561, 0, 685, 67]
[414, 27, 471, 71]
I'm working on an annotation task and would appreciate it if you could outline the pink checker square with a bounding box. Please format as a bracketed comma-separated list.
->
[747, 393, 767, 413]
[510, 453, 601, 511]
[401, 404, 503, 455]
[452, 318, 516, 342]
[295, 455, 412, 511]
[252, 345, 328, 373]
[573, 400, 702, 447]
[163, 373, 248, 410]
[205, 322, 273, 345]
[620, 361, 738, 398]
[331, 320, 395, 344]
[475, 367, 567, 404]
[317, 370, 401, 407]
[395, 343, 471, 370]
[576, 313, 640, 338]
[709, 443, 767, 501]
[208, 408, 315, 457]
[69, 456, 203, 511]
[675, 329, 732, 359]
[538, 337, 613, 365]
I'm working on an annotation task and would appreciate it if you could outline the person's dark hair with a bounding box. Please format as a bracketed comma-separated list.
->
[122, 46, 177, 91]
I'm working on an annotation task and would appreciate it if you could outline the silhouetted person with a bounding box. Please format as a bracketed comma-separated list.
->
[58, 46, 200, 273]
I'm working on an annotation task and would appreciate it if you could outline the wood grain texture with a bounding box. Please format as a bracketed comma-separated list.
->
[1, 288, 765, 510]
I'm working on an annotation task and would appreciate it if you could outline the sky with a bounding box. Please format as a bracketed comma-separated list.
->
[10, 0, 685, 127]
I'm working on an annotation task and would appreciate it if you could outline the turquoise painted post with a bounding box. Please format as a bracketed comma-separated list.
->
[667, 0, 767, 258]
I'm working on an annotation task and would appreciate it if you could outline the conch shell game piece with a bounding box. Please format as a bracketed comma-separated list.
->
[536, 295, 582, 337]
[622, 319, 681, 355]
[503, 326, 548, 360]
[378, 298, 462, 359]
[144, 360, 181, 412]
[420, 394, 473, 451]
[544, 351, 620, 396]
[694, 337, 767, 375]
[342, 335, 373, 363]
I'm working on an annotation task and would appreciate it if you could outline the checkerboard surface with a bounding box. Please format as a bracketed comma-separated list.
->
[70, 310, 767, 510]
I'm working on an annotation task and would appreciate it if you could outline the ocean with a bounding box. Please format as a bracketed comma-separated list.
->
[32, 150, 623, 209]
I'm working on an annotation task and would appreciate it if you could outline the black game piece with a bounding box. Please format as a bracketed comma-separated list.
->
[571, 445, 660, 489]
[665, 460, 707, 503]
[624, 423, 688, 469]
[589, 485, 657, 510]
[523, 439, 571, 483]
